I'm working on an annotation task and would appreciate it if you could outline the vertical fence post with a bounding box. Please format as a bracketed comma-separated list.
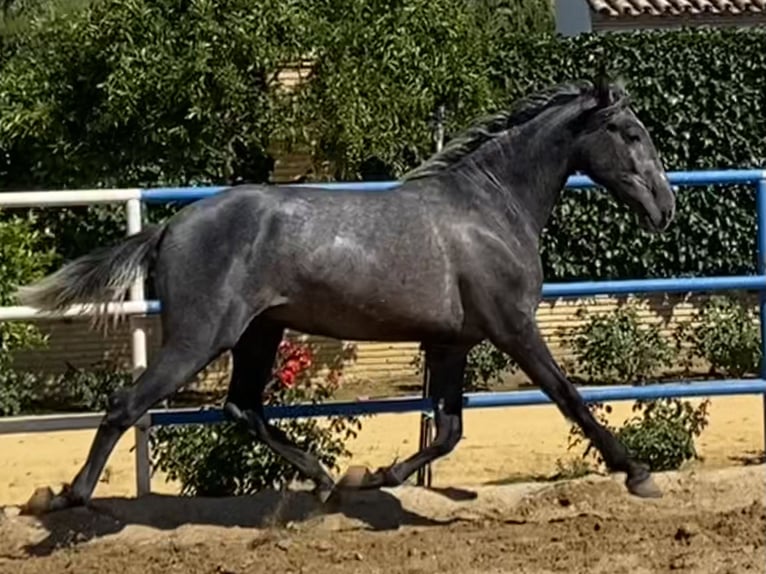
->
[416, 106, 446, 488]
[757, 178, 766, 453]
[126, 198, 151, 497]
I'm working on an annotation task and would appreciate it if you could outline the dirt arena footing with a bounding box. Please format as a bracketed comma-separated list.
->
[0, 464, 763, 574]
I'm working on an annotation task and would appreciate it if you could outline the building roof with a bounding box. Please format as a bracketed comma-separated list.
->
[587, 0, 766, 17]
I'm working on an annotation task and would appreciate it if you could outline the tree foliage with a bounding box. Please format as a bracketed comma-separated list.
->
[297, 0, 552, 179]
[0, 0, 317, 260]
[301, 27, 766, 279]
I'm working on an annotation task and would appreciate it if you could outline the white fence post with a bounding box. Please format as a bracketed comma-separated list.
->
[126, 198, 151, 497]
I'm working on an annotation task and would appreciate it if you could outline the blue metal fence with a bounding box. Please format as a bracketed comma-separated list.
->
[141, 169, 766, 479]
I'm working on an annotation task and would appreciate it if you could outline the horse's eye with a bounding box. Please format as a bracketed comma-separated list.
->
[606, 123, 618, 133]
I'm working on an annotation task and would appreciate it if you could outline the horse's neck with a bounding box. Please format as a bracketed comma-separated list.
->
[469, 121, 575, 237]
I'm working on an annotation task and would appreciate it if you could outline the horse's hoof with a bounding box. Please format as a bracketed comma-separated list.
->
[626, 473, 663, 499]
[20, 484, 80, 516]
[20, 486, 56, 516]
[336, 465, 373, 489]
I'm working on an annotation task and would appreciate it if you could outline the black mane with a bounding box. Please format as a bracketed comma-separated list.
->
[402, 79, 627, 181]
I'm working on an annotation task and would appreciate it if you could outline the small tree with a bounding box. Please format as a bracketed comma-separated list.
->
[149, 338, 362, 497]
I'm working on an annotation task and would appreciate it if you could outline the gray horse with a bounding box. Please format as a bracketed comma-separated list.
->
[17, 78, 675, 513]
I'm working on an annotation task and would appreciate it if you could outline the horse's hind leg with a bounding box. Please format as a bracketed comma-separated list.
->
[27, 335, 224, 514]
[222, 318, 337, 502]
[338, 344, 467, 490]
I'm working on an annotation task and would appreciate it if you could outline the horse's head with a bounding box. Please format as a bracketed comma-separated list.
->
[572, 79, 675, 233]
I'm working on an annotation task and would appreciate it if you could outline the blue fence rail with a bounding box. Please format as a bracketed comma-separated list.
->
[136, 168, 766, 487]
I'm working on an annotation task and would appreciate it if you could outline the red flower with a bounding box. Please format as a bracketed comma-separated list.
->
[274, 340, 316, 389]
[280, 370, 296, 389]
[285, 359, 301, 373]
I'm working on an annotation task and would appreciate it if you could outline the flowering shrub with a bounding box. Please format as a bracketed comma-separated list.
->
[276, 340, 313, 389]
[149, 337, 361, 497]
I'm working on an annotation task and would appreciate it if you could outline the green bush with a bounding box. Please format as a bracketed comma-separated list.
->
[149, 339, 363, 497]
[464, 341, 518, 391]
[563, 303, 675, 385]
[30, 361, 134, 413]
[0, 370, 37, 416]
[568, 398, 710, 473]
[562, 303, 710, 472]
[616, 398, 710, 471]
[0, 360, 133, 416]
[0, 212, 131, 416]
[675, 295, 761, 378]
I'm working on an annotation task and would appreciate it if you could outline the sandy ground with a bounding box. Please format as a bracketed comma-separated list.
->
[0, 395, 763, 573]
[0, 465, 763, 573]
[0, 395, 762, 505]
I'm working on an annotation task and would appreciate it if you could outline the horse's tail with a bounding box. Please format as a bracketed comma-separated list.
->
[15, 224, 167, 330]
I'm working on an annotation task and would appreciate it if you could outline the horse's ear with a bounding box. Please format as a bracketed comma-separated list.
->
[593, 73, 614, 108]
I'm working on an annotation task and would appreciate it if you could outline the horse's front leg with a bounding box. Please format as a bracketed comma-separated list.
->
[338, 343, 467, 490]
[488, 310, 662, 499]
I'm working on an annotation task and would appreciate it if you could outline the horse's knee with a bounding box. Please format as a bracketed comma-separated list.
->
[223, 402, 271, 442]
[434, 433, 461, 456]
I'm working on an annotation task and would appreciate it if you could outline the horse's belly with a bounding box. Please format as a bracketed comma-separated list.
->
[265, 289, 465, 342]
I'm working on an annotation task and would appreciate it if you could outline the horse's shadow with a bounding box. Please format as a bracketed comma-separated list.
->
[20, 486, 471, 557]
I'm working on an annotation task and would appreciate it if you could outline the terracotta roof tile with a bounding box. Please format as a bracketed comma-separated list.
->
[587, 0, 766, 16]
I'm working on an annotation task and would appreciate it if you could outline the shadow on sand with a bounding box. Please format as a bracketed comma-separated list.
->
[18, 485, 478, 557]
